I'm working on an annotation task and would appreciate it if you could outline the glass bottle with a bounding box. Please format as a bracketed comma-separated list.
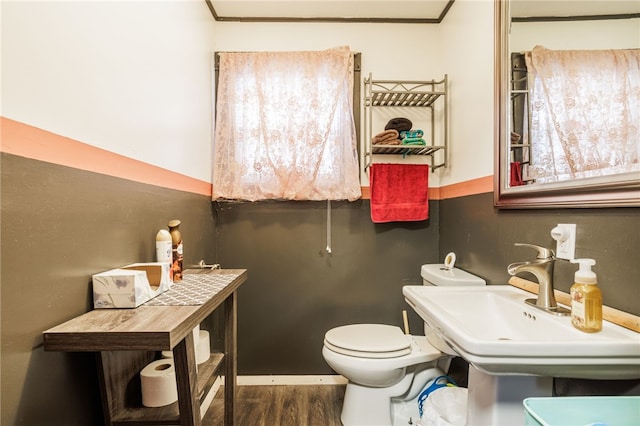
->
[168, 220, 183, 281]
[155, 229, 174, 281]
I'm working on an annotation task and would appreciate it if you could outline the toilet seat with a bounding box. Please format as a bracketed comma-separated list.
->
[324, 324, 412, 359]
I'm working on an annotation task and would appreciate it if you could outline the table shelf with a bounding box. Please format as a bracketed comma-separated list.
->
[108, 353, 225, 425]
[43, 269, 247, 426]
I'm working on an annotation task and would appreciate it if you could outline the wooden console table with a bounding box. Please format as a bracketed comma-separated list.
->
[43, 268, 247, 426]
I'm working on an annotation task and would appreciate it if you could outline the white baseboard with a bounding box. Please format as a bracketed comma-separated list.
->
[235, 375, 347, 386]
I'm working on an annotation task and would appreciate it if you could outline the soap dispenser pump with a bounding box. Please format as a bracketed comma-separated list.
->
[570, 258, 602, 333]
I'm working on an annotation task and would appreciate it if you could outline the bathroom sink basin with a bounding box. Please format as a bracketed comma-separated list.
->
[403, 285, 640, 379]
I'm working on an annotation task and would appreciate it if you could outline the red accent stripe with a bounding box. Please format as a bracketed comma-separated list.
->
[437, 176, 493, 200]
[2, 117, 493, 200]
[1, 117, 212, 196]
[362, 175, 492, 201]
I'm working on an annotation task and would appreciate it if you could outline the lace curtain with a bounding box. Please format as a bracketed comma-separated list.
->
[525, 46, 640, 183]
[212, 47, 361, 201]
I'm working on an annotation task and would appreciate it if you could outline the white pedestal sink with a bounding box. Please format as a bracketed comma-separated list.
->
[467, 366, 552, 425]
[403, 285, 640, 425]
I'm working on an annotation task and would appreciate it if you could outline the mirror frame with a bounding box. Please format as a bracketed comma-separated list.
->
[493, 0, 640, 209]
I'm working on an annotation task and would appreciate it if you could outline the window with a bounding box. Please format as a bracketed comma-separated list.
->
[212, 47, 361, 201]
[525, 46, 640, 183]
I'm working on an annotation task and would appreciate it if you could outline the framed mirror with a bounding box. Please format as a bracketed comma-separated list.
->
[494, 0, 640, 208]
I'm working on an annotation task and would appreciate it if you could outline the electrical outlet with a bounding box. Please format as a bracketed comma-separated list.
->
[550, 224, 576, 260]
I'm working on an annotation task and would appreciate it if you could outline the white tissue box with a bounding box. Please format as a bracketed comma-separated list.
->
[92, 262, 172, 309]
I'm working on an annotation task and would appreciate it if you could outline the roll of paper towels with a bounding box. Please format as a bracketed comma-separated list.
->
[140, 359, 178, 407]
[197, 330, 210, 365]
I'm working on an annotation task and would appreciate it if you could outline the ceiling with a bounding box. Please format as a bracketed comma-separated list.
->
[511, 1, 640, 19]
[206, 0, 454, 23]
[205, 0, 640, 22]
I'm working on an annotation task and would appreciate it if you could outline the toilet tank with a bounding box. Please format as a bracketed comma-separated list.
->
[421, 264, 486, 287]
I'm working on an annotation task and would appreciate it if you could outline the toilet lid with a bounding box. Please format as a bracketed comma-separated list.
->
[324, 324, 411, 358]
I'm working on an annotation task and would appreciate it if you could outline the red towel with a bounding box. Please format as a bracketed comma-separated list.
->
[370, 163, 429, 223]
[510, 161, 525, 186]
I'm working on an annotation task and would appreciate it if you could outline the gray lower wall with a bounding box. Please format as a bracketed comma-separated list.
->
[213, 199, 440, 374]
[217, 193, 639, 395]
[439, 192, 640, 316]
[2, 153, 639, 424]
[1, 153, 218, 425]
[439, 192, 640, 396]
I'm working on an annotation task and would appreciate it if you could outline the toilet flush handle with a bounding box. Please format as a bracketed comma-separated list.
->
[444, 252, 456, 270]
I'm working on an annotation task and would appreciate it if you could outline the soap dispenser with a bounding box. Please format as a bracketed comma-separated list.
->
[570, 258, 602, 333]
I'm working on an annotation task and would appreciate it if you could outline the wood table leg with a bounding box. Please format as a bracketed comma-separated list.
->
[173, 332, 201, 426]
[96, 350, 156, 426]
[224, 291, 237, 426]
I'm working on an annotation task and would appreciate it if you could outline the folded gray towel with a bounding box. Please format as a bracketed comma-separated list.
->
[384, 117, 412, 134]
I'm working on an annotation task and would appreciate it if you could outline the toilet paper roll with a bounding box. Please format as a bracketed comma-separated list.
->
[161, 329, 210, 365]
[192, 324, 200, 346]
[161, 325, 200, 359]
[197, 330, 211, 365]
[140, 359, 178, 407]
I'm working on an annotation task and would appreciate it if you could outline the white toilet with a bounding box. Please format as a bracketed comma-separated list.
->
[322, 264, 486, 426]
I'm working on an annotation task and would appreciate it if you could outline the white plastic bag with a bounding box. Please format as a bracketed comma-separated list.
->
[419, 386, 468, 426]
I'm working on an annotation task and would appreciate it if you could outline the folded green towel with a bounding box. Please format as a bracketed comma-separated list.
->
[402, 137, 426, 145]
[400, 129, 424, 139]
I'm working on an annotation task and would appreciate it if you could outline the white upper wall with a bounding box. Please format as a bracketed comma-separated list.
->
[438, 0, 495, 186]
[2, 0, 497, 187]
[1, 0, 216, 182]
[213, 20, 447, 187]
[212, 0, 497, 188]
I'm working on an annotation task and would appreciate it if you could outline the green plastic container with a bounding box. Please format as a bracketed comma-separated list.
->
[524, 396, 640, 426]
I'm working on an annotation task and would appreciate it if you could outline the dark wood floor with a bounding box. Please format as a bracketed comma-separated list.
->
[204, 385, 346, 426]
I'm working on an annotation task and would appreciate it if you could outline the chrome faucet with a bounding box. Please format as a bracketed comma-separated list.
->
[507, 243, 570, 316]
